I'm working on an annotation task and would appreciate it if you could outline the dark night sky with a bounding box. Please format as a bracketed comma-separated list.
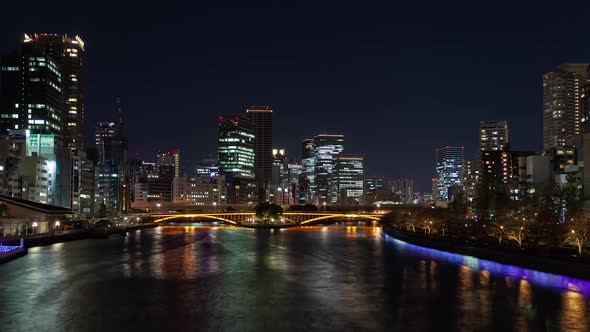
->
[2, 2, 590, 191]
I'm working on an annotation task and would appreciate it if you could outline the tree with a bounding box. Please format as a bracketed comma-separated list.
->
[562, 214, 590, 255]
[505, 224, 525, 249]
[98, 202, 107, 218]
[487, 222, 506, 246]
[255, 202, 283, 222]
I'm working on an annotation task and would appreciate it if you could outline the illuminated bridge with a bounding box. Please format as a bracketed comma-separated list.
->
[149, 212, 383, 226]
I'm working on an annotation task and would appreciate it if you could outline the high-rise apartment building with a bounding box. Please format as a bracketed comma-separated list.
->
[313, 134, 344, 204]
[543, 64, 589, 151]
[22, 33, 85, 152]
[332, 154, 364, 205]
[582, 81, 590, 133]
[246, 106, 272, 200]
[435, 147, 464, 201]
[480, 120, 510, 194]
[461, 160, 480, 203]
[480, 120, 509, 151]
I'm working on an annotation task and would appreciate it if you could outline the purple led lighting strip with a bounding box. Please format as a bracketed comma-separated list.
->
[383, 233, 590, 296]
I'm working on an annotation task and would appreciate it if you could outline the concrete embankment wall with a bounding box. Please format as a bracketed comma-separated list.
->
[381, 225, 590, 280]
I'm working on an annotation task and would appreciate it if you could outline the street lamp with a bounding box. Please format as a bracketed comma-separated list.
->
[32, 222, 38, 234]
[156, 203, 161, 211]
[323, 202, 327, 211]
[213, 201, 217, 212]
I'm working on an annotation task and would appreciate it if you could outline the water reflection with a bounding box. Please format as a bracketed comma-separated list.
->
[384, 234, 590, 296]
[0, 226, 589, 331]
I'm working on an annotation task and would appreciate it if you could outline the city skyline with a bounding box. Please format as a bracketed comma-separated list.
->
[3, 3, 590, 192]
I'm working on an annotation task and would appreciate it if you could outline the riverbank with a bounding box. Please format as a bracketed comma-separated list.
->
[382, 225, 590, 280]
[0, 223, 159, 248]
[0, 241, 27, 264]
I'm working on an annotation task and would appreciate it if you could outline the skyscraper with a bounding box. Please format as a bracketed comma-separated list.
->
[313, 134, 344, 204]
[218, 116, 257, 205]
[543, 64, 589, 151]
[157, 149, 180, 178]
[22, 33, 85, 152]
[333, 154, 364, 205]
[218, 116, 255, 179]
[0, 53, 64, 139]
[392, 178, 414, 204]
[480, 120, 510, 190]
[246, 106, 272, 200]
[480, 120, 509, 151]
[0, 53, 22, 135]
[435, 146, 464, 201]
[582, 81, 590, 133]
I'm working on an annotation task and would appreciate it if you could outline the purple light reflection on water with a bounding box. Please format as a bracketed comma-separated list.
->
[383, 233, 590, 297]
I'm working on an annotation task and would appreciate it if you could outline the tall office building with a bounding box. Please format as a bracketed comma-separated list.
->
[392, 178, 414, 204]
[246, 106, 272, 200]
[364, 177, 385, 194]
[0, 53, 64, 139]
[543, 64, 589, 151]
[333, 154, 364, 205]
[300, 138, 316, 202]
[218, 116, 257, 204]
[22, 33, 85, 152]
[157, 149, 180, 178]
[314, 134, 344, 204]
[218, 116, 255, 179]
[0, 53, 22, 135]
[435, 146, 464, 201]
[480, 120, 509, 151]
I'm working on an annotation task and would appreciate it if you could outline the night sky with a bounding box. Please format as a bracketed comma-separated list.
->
[2, 2, 590, 192]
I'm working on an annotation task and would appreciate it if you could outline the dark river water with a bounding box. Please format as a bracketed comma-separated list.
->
[1, 224, 590, 331]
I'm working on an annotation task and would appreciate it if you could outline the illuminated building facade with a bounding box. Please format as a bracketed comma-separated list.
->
[0, 53, 22, 135]
[22, 33, 85, 152]
[333, 154, 364, 205]
[461, 159, 480, 203]
[157, 149, 180, 178]
[300, 138, 315, 203]
[364, 177, 385, 195]
[543, 64, 589, 151]
[172, 175, 226, 206]
[218, 116, 255, 179]
[480, 120, 509, 151]
[314, 134, 344, 204]
[392, 178, 414, 204]
[435, 147, 464, 201]
[246, 106, 272, 200]
[218, 116, 257, 205]
[582, 81, 590, 133]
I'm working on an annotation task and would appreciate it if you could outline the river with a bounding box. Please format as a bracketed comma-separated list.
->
[1, 224, 589, 331]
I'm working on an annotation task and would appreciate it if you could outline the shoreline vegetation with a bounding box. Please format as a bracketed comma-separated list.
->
[380, 204, 590, 280]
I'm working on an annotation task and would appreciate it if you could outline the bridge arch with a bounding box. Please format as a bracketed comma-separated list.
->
[153, 214, 239, 225]
[297, 214, 382, 225]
